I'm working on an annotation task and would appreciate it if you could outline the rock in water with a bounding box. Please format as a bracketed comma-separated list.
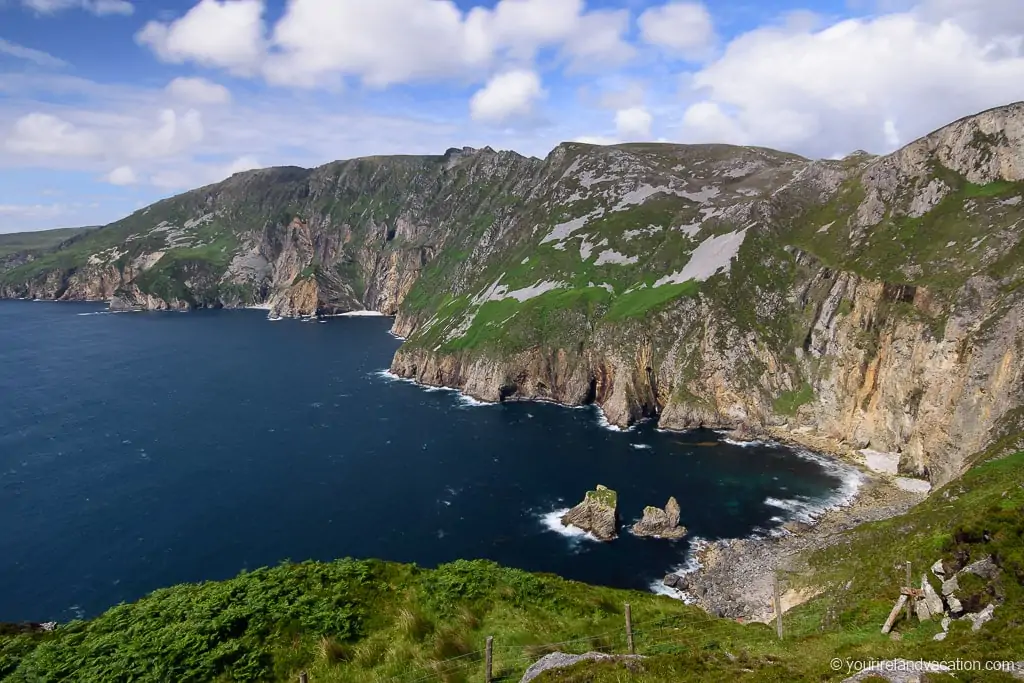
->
[631, 497, 688, 539]
[561, 485, 619, 541]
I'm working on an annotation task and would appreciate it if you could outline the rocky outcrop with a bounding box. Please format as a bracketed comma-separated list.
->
[561, 485, 618, 541]
[6, 104, 1024, 489]
[630, 497, 687, 539]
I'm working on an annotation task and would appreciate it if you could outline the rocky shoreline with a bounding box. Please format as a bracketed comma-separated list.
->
[664, 468, 928, 622]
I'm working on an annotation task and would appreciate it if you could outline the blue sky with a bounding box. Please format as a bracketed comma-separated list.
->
[1, 0, 1022, 233]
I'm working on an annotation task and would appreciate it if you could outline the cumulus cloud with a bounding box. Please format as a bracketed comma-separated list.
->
[136, 0, 265, 74]
[105, 165, 138, 185]
[21, 0, 133, 15]
[614, 106, 653, 139]
[638, 2, 716, 60]
[679, 5, 1024, 157]
[222, 155, 261, 176]
[136, 0, 632, 88]
[5, 113, 104, 157]
[124, 109, 205, 159]
[469, 69, 544, 123]
[0, 38, 68, 68]
[166, 77, 232, 105]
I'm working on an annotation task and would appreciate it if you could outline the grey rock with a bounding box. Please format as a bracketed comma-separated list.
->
[561, 485, 618, 541]
[931, 559, 945, 578]
[947, 595, 964, 614]
[963, 556, 999, 581]
[915, 598, 933, 622]
[933, 631, 947, 641]
[631, 497, 687, 539]
[840, 658, 951, 682]
[663, 573, 681, 588]
[921, 576, 944, 615]
[941, 616, 951, 632]
[941, 576, 959, 596]
[970, 603, 996, 632]
[520, 652, 641, 683]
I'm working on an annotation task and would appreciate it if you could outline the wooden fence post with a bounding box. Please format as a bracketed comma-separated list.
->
[774, 571, 783, 640]
[905, 561, 913, 623]
[624, 603, 635, 654]
[485, 635, 493, 683]
[298, 672, 308, 683]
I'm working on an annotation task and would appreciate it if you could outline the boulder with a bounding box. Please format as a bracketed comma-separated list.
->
[663, 574, 681, 589]
[941, 576, 959, 596]
[561, 485, 618, 541]
[931, 559, 946, 578]
[970, 603, 996, 632]
[631, 497, 687, 539]
[922, 576, 944, 616]
[947, 595, 964, 614]
[963, 556, 1000, 581]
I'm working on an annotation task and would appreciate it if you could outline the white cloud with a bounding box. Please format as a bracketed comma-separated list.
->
[136, 0, 265, 74]
[678, 6, 1024, 156]
[638, 2, 716, 59]
[222, 155, 261, 176]
[5, 113, 104, 157]
[21, 0, 133, 15]
[166, 77, 232, 105]
[615, 106, 653, 139]
[0, 38, 67, 68]
[124, 109, 205, 159]
[573, 135, 618, 145]
[136, 0, 632, 88]
[469, 69, 544, 123]
[0, 203, 64, 219]
[105, 165, 138, 185]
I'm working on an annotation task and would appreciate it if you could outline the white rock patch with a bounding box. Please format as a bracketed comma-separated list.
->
[817, 221, 835, 234]
[653, 229, 748, 286]
[594, 250, 638, 265]
[859, 449, 900, 475]
[541, 210, 604, 245]
[504, 281, 567, 302]
[1002, 196, 1022, 206]
[623, 225, 662, 239]
[894, 477, 932, 494]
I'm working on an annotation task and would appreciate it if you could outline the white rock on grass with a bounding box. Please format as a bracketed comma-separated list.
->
[653, 229, 747, 287]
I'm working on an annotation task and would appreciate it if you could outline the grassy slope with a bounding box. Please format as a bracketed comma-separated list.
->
[3, 449, 1022, 682]
[0, 228, 95, 259]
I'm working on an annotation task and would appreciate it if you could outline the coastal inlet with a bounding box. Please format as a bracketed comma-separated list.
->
[0, 301, 858, 622]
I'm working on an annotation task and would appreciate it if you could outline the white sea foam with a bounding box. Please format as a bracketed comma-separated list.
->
[723, 438, 766, 448]
[338, 310, 387, 317]
[649, 537, 709, 601]
[540, 508, 600, 543]
[373, 369, 494, 407]
[387, 329, 406, 340]
[76, 311, 110, 316]
[631, 444, 652, 450]
[764, 446, 863, 525]
[246, 303, 273, 311]
[594, 406, 635, 432]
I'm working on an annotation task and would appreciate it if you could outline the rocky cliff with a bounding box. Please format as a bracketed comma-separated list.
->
[4, 104, 1024, 486]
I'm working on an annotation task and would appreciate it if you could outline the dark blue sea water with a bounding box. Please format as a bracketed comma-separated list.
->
[0, 301, 857, 622]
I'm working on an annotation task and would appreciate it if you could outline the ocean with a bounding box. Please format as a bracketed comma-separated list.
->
[0, 301, 857, 622]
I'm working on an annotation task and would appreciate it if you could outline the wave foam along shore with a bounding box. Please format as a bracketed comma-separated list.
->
[650, 536, 709, 601]
[539, 508, 600, 545]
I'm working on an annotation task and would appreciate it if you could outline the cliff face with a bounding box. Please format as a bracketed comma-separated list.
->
[4, 105, 1024, 485]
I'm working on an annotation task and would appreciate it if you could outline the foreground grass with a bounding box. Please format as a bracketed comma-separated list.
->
[3, 452, 1022, 682]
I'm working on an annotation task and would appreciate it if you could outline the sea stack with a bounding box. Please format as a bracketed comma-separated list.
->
[561, 485, 619, 541]
[631, 497, 687, 539]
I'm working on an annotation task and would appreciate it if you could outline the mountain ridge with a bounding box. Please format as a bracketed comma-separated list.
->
[3, 103, 1024, 487]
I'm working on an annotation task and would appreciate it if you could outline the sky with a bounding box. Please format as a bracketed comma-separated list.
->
[1, 0, 1023, 233]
